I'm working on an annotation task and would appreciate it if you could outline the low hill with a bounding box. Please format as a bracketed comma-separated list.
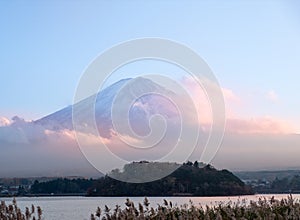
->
[87, 161, 253, 196]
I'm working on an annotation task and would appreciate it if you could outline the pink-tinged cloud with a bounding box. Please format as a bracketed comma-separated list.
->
[181, 76, 241, 125]
[225, 117, 295, 134]
[0, 117, 11, 127]
[182, 76, 297, 134]
[222, 88, 240, 104]
[181, 77, 212, 125]
[0, 112, 299, 177]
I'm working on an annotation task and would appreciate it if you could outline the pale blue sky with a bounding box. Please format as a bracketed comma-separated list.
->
[1, 0, 300, 128]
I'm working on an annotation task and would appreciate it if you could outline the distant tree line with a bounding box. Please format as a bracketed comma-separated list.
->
[31, 178, 96, 194]
[248, 174, 300, 194]
[271, 175, 300, 192]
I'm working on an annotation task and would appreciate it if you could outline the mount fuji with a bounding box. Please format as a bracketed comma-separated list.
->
[34, 77, 181, 138]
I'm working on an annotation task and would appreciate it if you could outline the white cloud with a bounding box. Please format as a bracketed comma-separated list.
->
[265, 90, 278, 102]
[0, 117, 11, 127]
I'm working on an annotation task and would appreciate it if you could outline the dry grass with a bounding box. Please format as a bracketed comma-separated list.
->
[91, 195, 300, 220]
[2, 196, 300, 219]
[0, 198, 42, 220]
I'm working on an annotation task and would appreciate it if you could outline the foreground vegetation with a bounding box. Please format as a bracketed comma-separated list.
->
[91, 196, 300, 220]
[2, 196, 300, 219]
[0, 198, 42, 220]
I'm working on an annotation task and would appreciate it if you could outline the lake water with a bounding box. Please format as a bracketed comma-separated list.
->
[2, 194, 300, 220]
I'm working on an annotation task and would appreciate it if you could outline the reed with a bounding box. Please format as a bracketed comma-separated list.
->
[0, 198, 42, 220]
[91, 195, 300, 220]
[2, 196, 300, 219]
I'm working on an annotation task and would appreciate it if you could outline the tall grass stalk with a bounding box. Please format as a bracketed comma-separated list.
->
[91, 195, 300, 220]
[0, 198, 42, 220]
